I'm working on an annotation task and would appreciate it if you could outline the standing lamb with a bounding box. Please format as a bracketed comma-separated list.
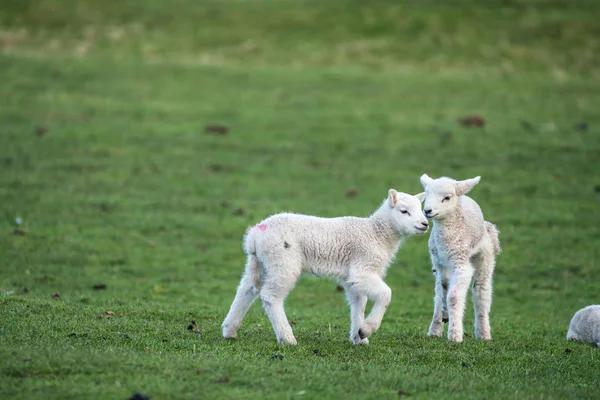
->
[420, 174, 501, 343]
[567, 305, 600, 347]
[222, 189, 429, 345]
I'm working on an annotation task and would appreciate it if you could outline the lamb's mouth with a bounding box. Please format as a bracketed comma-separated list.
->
[416, 226, 428, 232]
[425, 213, 438, 219]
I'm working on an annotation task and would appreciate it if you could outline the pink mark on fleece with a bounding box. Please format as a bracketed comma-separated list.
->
[256, 223, 268, 231]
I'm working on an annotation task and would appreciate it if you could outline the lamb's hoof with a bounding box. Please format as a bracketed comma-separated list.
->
[222, 327, 237, 339]
[278, 336, 298, 346]
[352, 334, 369, 345]
[448, 332, 464, 343]
[442, 318, 449, 323]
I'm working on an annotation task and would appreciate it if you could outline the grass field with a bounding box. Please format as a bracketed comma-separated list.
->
[1, 0, 599, 398]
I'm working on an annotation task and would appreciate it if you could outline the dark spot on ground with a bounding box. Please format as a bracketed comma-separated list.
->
[411, 280, 420, 287]
[4, 157, 12, 166]
[461, 361, 470, 368]
[313, 349, 322, 356]
[521, 120, 534, 132]
[271, 354, 283, 360]
[220, 200, 230, 208]
[129, 393, 150, 400]
[398, 389, 409, 396]
[105, 311, 115, 318]
[123, 334, 130, 339]
[196, 369, 205, 374]
[68, 332, 77, 337]
[23, 287, 29, 293]
[98, 202, 111, 213]
[51, 291, 60, 300]
[565, 348, 573, 355]
[289, 320, 296, 326]
[205, 124, 228, 135]
[206, 164, 225, 173]
[13, 229, 26, 236]
[336, 285, 344, 292]
[212, 377, 230, 384]
[284, 241, 290, 249]
[233, 208, 246, 216]
[458, 116, 485, 128]
[439, 131, 454, 146]
[346, 188, 358, 198]
[92, 284, 107, 290]
[594, 185, 600, 193]
[187, 320, 200, 334]
[162, 338, 168, 342]
[35, 126, 47, 136]
[196, 242, 207, 251]
[574, 121, 588, 132]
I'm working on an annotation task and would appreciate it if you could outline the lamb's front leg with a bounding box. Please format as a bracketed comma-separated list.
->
[447, 264, 474, 343]
[346, 290, 369, 345]
[428, 266, 449, 337]
[347, 274, 392, 341]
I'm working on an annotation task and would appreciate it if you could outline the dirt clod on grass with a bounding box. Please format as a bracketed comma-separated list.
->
[346, 188, 358, 198]
[289, 320, 296, 326]
[271, 354, 283, 360]
[35, 126, 47, 136]
[129, 393, 150, 400]
[92, 284, 107, 290]
[336, 285, 344, 292]
[233, 208, 246, 216]
[212, 377, 230, 384]
[187, 320, 200, 334]
[574, 121, 588, 131]
[13, 229, 26, 236]
[458, 116, 485, 128]
[105, 311, 115, 319]
[204, 124, 228, 135]
[51, 291, 60, 300]
[23, 287, 29, 293]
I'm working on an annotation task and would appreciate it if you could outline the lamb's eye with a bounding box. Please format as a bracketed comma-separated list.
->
[443, 195, 451, 202]
[400, 209, 409, 215]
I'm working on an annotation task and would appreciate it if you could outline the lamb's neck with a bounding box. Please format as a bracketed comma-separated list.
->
[370, 203, 403, 246]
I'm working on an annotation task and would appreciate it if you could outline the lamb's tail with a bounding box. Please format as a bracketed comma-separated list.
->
[243, 227, 261, 288]
[485, 221, 501, 255]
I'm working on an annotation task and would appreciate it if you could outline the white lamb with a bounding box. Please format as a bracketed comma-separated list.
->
[567, 305, 600, 347]
[222, 189, 429, 345]
[419, 174, 501, 343]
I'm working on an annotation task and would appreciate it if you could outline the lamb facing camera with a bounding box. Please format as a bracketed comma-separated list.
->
[222, 189, 429, 345]
[420, 174, 501, 343]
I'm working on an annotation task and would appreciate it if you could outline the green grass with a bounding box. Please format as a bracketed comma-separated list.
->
[1, 0, 599, 398]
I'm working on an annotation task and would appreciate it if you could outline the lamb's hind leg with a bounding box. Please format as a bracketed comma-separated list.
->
[345, 289, 369, 345]
[472, 252, 495, 340]
[428, 266, 450, 337]
[260, 266, 300, 345]
[222, 256, 260, 339]
[347, 274, 392, 341]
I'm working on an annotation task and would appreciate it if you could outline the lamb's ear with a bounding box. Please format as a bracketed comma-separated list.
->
[455, 176, 481, 196]
[415, 192, 426, 203]
[420, 174, 433, 189]
[388, 189, 398, 207]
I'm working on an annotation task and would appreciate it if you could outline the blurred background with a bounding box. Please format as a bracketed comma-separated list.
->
[1, 1, 599, 397]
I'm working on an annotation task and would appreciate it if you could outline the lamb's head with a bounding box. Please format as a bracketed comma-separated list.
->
[419, 174, 481, 220]
[387, 189, 429, 235]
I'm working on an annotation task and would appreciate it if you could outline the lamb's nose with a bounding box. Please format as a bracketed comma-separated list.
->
[421, 221, 428, 228]
[424, 209, 432, 215]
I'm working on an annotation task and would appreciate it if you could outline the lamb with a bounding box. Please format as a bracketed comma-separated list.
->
[222, 189, 429, 345]
[419, 174, 501, 343]
[567, 305, 600, 347]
